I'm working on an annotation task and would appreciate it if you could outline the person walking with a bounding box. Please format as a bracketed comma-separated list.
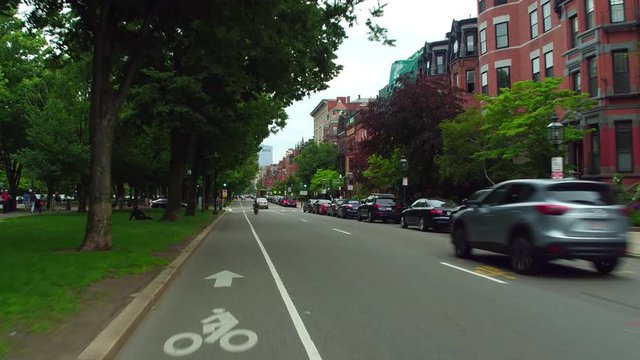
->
[29, 191, 37, 213]
[23, 191, 31, 211]
[1, 190, 10, 213]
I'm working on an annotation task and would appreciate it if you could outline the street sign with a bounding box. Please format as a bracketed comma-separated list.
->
[287, 186, 292, 192]
[300, 190, 308, 195]
[204, 270, 243, 287]
[402, 177, 408, 186]
[551, 157, 563, 180]
[222, 189, 228, 199]
[347, 184, 353, 191]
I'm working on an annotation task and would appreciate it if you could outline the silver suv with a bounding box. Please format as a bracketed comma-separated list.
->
[450, 179, 628, 274]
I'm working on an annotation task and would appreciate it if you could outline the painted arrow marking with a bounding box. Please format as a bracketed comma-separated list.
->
[204, 270, 243, 287]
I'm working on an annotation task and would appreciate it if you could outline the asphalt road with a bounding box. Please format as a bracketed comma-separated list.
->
[116, 199, 640, 360]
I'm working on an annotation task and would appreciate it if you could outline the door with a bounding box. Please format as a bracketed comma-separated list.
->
[481, 184, 536, 252]
[406, 199, 423, 225]
[467, 184, 509, 244]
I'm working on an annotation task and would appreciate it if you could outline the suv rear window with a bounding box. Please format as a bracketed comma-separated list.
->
[547, 183, 617, 205]
[376, 198, 395, 206]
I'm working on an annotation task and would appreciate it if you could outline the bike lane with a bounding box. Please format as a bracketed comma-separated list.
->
[115, 208, 308, 360]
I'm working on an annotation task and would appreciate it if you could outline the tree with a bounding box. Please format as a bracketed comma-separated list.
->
[474, 78, 595, 179]
[0, 12, 47, 210]
[309, 169, 341, 195]
[22, 0, 393, 250]
[360, 76, 463, 194]
[295, 141, 339, 185]
[436, 107, 509, 186]
[363, 150, 402, 191]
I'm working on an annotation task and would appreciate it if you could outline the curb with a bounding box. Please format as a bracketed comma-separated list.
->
[77, 212, 226, 360]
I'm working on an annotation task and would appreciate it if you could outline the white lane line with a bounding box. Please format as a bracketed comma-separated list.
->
[273, 210, 286, 216]
[243, 212, 322, 360]
[299, 219, 309, 223]
[332, 228, 351, 235]
[440, 262, 509, 285]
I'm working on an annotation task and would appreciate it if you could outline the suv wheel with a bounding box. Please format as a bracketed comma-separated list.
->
[367, 211, 374, 223]
[453, 226, 472, 258]
[400, 216, 407, 228]
[357, 211, 362, 221]
[593, 258, 619, 274]
[418, 217, 427, 232]
[510, 236, 540, 275]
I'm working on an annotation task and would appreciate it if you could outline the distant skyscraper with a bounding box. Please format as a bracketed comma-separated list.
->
[258, 145, 273, 167]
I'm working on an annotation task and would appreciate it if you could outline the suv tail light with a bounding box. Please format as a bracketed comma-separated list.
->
[374, 203, 382, 209]
[345, 204, 353, 209]
[535, 204, 570, 215]
[430, 209, 443, 215]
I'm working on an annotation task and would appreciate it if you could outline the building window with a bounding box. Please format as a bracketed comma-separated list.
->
[494, 0, 507, 5]
[466, 34, 475, 55]
[481, 71, 488, 95]
[435, 55, 445, 74]
[544, 51, 553, 77]
[495, 22, 509, 49]
[530, 10, 539, 39]
[613, 50, 630, 94]
[479, 0, 486, 14]
[585, 0, 594, 30]
[610, 0, 625, 23]
[453, 73, 459, 88]
[480, 29, 487, 54]
[572, 72, 581, 92]
[542, 2, 552, 32]
[587, 57, 598, 97]
[616, 121, 632, 172]
[496, 66, 510, 94]
[570, 16, 579, 48]
[591, 126, 600, 174]
[532, 57, 540, 81]
[466, 70, 475, 93]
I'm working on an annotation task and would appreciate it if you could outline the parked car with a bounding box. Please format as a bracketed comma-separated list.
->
[150, 198, 187, 208]
[400, 198, 458, 232]
[327, 199, 345, 217]
[303, 199, 318, 213]
[256, 197, 269, 209]
[450, 188, 491, 217]
[358, 194, 401, 223]
[281, 197, 297, 207]
[316, 199, 332, 215]
[337, 199, 361, 219]
[450, 179, 628, 275]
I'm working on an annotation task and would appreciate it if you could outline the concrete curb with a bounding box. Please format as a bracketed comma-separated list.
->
[77, 212, 226, 360]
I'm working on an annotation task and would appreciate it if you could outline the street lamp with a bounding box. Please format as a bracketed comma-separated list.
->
[547, 112, 564, 179]
[400, 156, 408, 207]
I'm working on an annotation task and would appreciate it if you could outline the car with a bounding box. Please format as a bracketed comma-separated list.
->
[358, 194, 401, 223]
[450, 189, 491, 217]
[303, 199, 318, 213]
[281, 197, 298, 207]
[150, 198, 187, 208]
[400, 198, 458, 232]
[327, 199, 345, 217]
[316, 199, 332, 215]
[255, 197, 269, 209]
[450, 179, 628, 275]
[337, 199, 361, 219]
[312, 199, 331, 214]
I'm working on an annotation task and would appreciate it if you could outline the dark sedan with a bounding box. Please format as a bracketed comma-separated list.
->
[337, 199, 361, 219]
[400, 198, 458, 232]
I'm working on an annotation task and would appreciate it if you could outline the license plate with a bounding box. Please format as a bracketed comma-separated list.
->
[586, 220, 608, 231]
[382, 207, 391, 211]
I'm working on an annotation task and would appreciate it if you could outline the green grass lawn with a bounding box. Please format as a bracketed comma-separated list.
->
[0, 209, 213, 356]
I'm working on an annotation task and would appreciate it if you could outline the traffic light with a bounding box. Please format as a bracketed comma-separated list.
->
[223, 183, 227, 188]
[303, 184, 307, 188]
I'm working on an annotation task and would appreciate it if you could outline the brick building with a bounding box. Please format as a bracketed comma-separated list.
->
[476, 0, 640, 182]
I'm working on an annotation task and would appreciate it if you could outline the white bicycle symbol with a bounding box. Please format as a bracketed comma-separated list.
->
[163, 308, 258, 357]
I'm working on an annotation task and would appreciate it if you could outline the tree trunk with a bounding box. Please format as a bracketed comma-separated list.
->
[203, 173, 211, 211]
[185, 148, 202, 216]
[161, 130, 192, 221]
[77, 177, 89, 213]
[1, 155, 21, 212]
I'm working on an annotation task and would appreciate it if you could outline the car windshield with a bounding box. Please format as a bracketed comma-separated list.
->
[469, 190, 489, 201]
[377, 198, 395, 206]
[546, 182, 617, 205]
[346, 200, 360, 204]
[428, 199, 458, 208]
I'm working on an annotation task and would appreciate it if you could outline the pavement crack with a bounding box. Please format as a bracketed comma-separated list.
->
[580, 292, 640, 311]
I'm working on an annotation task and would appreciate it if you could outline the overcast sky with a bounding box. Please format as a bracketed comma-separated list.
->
[263, 0, 477, 162]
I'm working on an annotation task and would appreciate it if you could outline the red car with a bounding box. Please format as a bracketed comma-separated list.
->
[316, 200, 331, 215]
[281, 198, 298, 207]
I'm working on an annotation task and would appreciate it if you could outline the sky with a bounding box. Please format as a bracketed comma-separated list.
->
[263, 0, 477, 162]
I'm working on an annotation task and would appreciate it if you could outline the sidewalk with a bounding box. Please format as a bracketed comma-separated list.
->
[626, 229, 640, 257]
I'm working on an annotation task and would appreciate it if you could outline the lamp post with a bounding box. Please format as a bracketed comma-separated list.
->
[547, 112, 564, 180]
[400, 156, 408, 207]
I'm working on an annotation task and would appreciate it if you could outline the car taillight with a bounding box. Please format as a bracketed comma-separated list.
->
[345, 204, 352, 209]
[546, 245, 565, 254]
[535, 204, 570, 215]
[430, 209, 443, 215]
[374, 203, 381, 209]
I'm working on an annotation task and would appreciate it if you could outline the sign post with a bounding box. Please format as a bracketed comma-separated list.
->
[551, 157, 563, 180]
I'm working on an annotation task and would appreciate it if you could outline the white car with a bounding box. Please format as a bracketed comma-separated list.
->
[256, 197, 269, 209]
